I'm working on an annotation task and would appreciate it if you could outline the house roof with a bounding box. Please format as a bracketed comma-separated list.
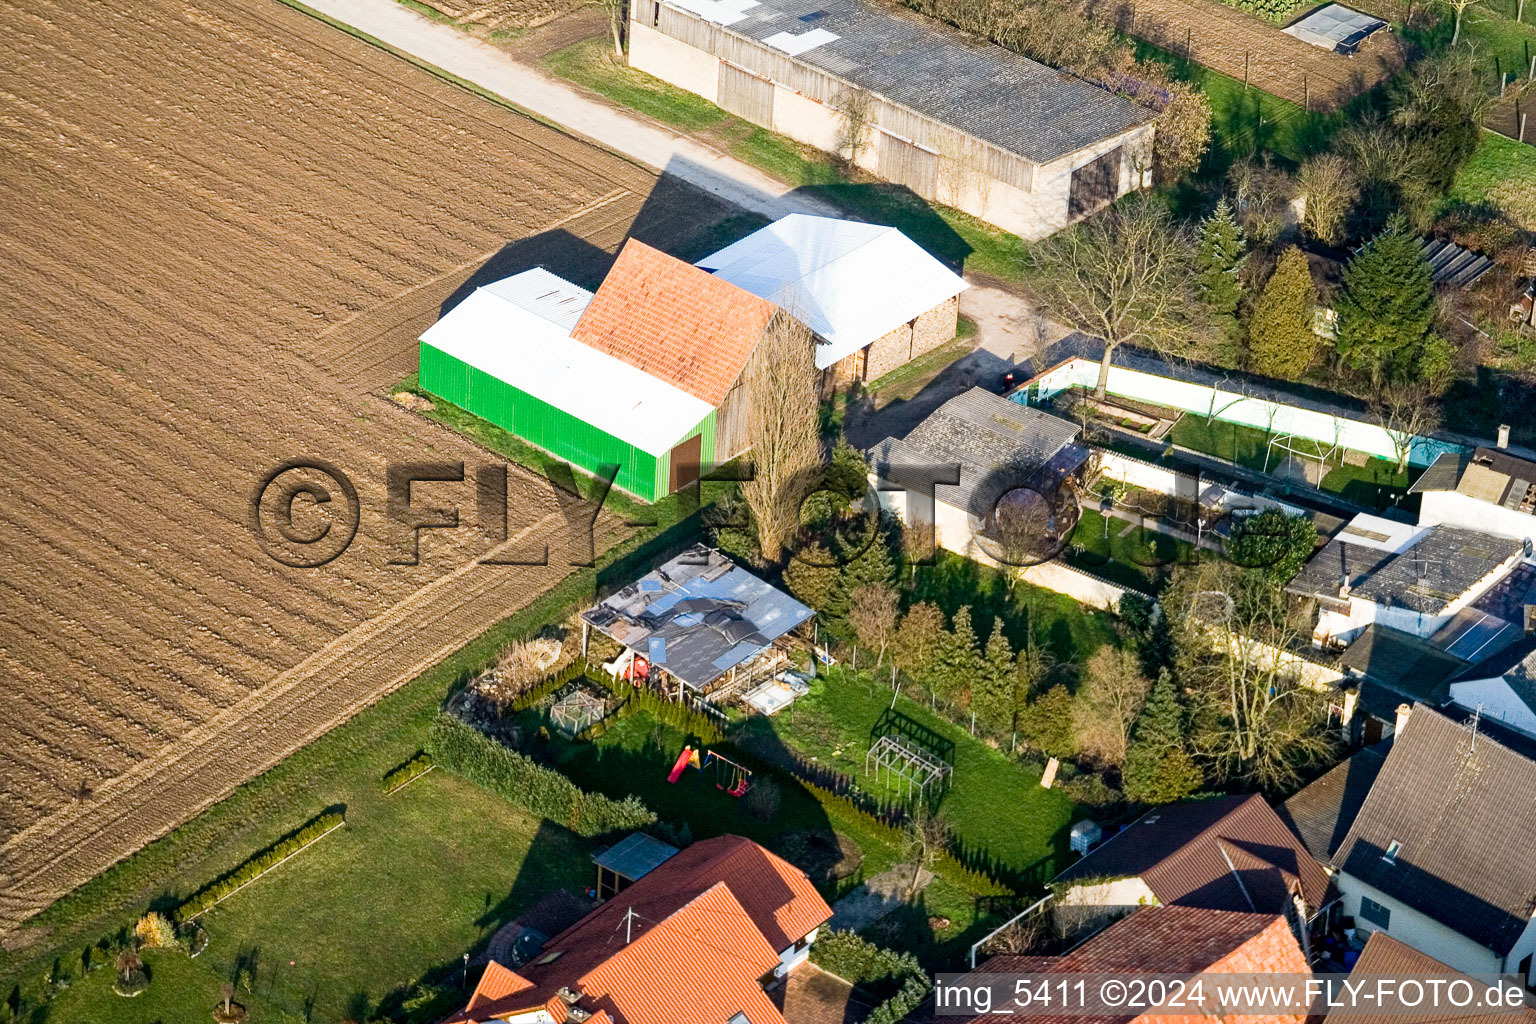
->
[1410, 447, 1536, 517]
[1287, 521, 1521, 615]
[913, 908, 1308, 1024]
[661, 0, 1154, 166]
[1278, 744, 1389, 864]
[1325, 931, 1536, 1024]
[1054, 795, 1332, 916]
[571, 239, 776, 407]
[695, 215, 968, 371]
[868, 387, 1086, 519]
[420, 268, 715, 456]
[1338, 624, 1467, 719]
[1451, 638, 1536, 723]
[448, 835, 831, 1024]
[1331, 705, 1536, 956]
[581, 545, 813, 690]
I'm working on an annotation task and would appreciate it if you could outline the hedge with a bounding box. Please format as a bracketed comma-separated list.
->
[598, 677, 723, 744]
[426, 715, 655, 836]
[173, 811, 344, 922]
[1225, 0, 1300, 20]
[810, 930, 931, 1024]
[380, 752, 434, 794]
[507, 657, 590, 714]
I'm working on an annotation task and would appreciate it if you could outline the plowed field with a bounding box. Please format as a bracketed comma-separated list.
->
[0, 0, 731, 929]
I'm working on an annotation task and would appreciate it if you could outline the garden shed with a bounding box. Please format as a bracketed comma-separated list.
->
[696, 214, 969, 383]
[419, 241, 777, 502]
[1281, 4, 1387, 55]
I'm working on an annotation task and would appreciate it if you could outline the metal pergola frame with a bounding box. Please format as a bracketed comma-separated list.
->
[1263, 432, 1342, 478]
[550, 687, 607, 737]
[865, 733, 952, 799]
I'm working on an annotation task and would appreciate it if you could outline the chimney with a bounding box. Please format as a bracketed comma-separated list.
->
[1498, 424, 1511, 450]
[1395, 702, 1413, 736]
[1338, 574, 1352, 599]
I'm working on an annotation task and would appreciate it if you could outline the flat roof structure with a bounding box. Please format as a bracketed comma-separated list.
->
[660, 0, 1153, 165]
[1281, 4, 1386, 54]
[581, 546, 813, 691]
[592, 832, 680, 882]
[696, 214, 968, 370]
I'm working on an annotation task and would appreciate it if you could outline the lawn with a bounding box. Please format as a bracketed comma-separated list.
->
[1061, 507, 1197, 590]
[732, 670, 1080, 882]
[39, 947, 294, 1024]
[543, 709, 1016, 965]
[1446, 130, 1536, 231]
[542, 37, 727, 131]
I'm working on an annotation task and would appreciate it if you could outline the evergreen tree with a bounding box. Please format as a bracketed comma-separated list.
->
[825, 437, 871, 502]
[783, 543, 839, 613]
[1018, 685, 1077, 759]
[1195, 198, 1246, 350]
[1247, 246, 1317, 380]
[1121, 670, 1203, 805]
[892, 602, 945, 685]
[974, 617, 1016, 734]
[1335, 218, 1439, 388]
[932, 605, 982, 707]
[828, 529, 896, 620]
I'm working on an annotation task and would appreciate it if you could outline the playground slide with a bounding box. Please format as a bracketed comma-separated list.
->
[667, 747, 693, 784]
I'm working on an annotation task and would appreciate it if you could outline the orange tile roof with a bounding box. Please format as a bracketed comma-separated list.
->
[464, 960, 530, 1013]
[571, 239, 776, 406]
[447, 835, 832, 1024]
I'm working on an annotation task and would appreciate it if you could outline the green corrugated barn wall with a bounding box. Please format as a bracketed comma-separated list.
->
[419, 343, 713, 503]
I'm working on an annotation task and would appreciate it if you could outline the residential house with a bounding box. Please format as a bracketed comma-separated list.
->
[1410, 445, 1536, 547]
[909, 905, 1312, 1024]
[1324, 930, 1536, 1024]
[868, 387, 1088, 567]
[694, 214, 968, 384]
[420, 240, 779, 502]
[1052, 795, 1334, 956]
[1278, 743, 1388, 868]
[627, 0, 1157, 240]
[579, 545, 813, 701]
[445, 835, 832, 1024]
[1285, 513, 1523, 646]
[1332, 624, 1468, 744]
[1448, 637, 1536, 742]
[1326, 704, 1536, 982]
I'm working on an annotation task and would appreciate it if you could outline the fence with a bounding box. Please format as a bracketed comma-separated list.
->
[1017, 358, 1463, 467]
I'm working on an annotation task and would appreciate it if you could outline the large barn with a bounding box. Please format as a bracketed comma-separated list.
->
[628, 0, 1158, 239]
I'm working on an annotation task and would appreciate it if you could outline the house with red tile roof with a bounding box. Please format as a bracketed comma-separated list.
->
[1052, 795, 1335, 958]
[445, 835, 832, 1024]
[911, 905, 1313, 1024]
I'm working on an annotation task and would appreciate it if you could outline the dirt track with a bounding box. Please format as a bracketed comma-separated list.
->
[0, 0, 735, 929]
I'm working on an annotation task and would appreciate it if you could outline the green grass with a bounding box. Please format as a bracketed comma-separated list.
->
[732, 670, 1079, 881]
[543, 38, 728, 131]
[40, 948, 293, 1024]
[729, 126, 843, 185]
[865, 337, 970, 399]
[1445, 129, 1536, 229]
[1061, 508, 1196, 590]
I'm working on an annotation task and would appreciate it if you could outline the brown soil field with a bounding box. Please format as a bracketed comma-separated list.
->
[0, 0, 737, 930]
[1101, 0, 1406, 111]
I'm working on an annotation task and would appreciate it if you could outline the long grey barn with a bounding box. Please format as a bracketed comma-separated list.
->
[629, 0, 1159, 238]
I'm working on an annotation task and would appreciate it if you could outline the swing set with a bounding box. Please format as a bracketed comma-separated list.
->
[665, 745, 753, 797]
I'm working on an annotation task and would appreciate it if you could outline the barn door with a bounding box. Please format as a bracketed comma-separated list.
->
[718, 62, 774, 126]
[876, 129, 938, 200]
[1068, 147, 1122, 219]
[669, 433, 703, 493]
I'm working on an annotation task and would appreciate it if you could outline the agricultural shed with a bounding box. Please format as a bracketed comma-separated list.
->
[419, 241, 778, 502]
[580, 544, 812, 696]
[1281, 4, 1386, 55]
[628, 0, 1157, 239]
[696, 214, 968, 382]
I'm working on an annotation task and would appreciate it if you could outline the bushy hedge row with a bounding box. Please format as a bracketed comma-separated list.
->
[380, 752, 434, 794]
[174, 812, 344, 922]
[811, 930, 932, 1024]
[1227, 0, 1300, 21]
[426, 715, 654, 836]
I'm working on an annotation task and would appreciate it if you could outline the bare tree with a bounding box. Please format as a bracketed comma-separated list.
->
[1074, 646, 1151, 767]
[1370, 380, 1445, 473]
[598, 0, 627, 55]
[1441, 0, 1481, 44]
[832, 87, 874, 167]
[1296, 154, 1359, 247]
[1227, 156, 1297, 249]
[902, 804, 950, 899]
[1027, 199, 1198, 399]
[743, 312, 820, 563]
[849, 584, 899, 664]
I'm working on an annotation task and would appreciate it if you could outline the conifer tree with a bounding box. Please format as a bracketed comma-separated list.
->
[1248, 246, 1317, 380]
[1019, 685, 1077, 759]
[828, 530, 896, 620]
[974, 618, 1016, 734]
[1121, 670, 1203, 805]
[783, 543, 839, 614]
[892, 602, 945, 686]
[933, 605, 982, 707]
[1335, 217, 1439, 388]
[1194, 198, 1246, 349]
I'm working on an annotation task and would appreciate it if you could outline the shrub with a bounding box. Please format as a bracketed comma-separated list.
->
[113, 950, 147, 997]
[426, 715, 655, 836]
[134, 912, 176, 949]
[380, 752, 434, 794]
[173, 811, 344, 922]
[810, 930, 931, 1023]
[742, 776, 782, 820]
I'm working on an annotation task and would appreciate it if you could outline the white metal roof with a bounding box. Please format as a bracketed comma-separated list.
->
[1335, 513, 1428, 554]
[420, 269, 714, 457]
[1281, 4, 1386, 53]
[696, 214, 969, 370]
